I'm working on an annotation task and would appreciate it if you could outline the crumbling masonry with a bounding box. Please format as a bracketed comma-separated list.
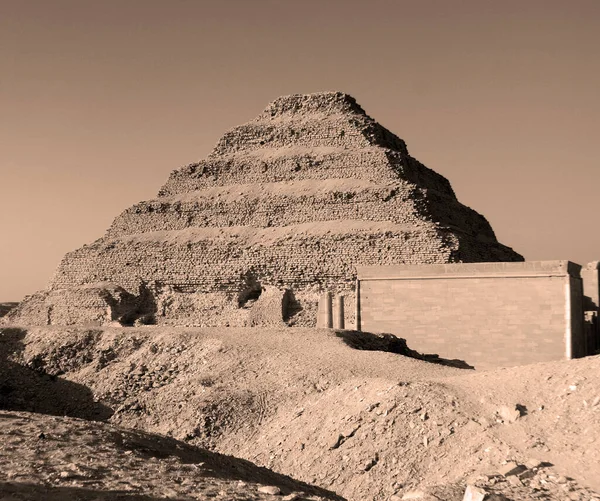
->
[5, 92, 523, 327]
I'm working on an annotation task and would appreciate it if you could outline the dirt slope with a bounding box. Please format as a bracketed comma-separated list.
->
[1, 325, 599, 501]
[0, 410, 340, 500]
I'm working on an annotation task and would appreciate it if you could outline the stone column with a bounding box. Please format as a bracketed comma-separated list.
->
[316, 291, 333, 328]
[355, 279, 361, 331]
[334, 294, 345, 330]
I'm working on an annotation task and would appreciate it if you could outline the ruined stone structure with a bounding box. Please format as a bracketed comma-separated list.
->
[356, 261, 600, 369]
[6, 92, 523, 327]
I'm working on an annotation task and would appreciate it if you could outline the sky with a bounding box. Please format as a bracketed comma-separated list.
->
[1, 0, 599, 302]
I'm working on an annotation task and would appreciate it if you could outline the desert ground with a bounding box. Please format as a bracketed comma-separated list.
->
[1, 323, 599, 501]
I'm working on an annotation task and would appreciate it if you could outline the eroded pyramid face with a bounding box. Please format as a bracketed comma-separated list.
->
[7, 92, 522, 328]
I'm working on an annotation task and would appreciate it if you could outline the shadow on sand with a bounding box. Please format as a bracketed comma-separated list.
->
[0, 411, 346, 500]
[0, 482, 166, 501]
[0, 327, 113, 420]
[335, 329, 475, 370]
[94, 425, 345, 499]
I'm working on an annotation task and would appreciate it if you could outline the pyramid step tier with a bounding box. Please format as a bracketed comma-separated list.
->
[257, 91, 369, 119]
[211, 111, 409, 156]
[108, 179, 497, 242]
[53, 221, 521, 294]
[159, 147, 454, 198]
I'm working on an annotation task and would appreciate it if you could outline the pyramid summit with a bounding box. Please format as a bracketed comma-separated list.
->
[7, 92, 523, 327]
[161, 91, 411, 196]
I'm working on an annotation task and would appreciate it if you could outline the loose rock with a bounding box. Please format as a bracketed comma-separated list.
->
[497, 461, 525, 477]
[497, 405, 521, 423]
[258, 485, 282, 495]
[463, 485, 487, 501]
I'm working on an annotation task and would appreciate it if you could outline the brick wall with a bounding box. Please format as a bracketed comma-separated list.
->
[357, 261, 586, 370]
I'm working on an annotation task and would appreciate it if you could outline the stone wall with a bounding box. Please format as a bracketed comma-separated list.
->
[157, 148, 454, 199]
[107, 179, 495, 242]
[357, 261, 589, 369]
[4, 283, 140, 327]
[52, 224, 457, 294]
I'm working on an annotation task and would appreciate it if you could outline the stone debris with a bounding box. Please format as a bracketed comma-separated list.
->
[456, 457, 600, 501]
[517, 468, 537, 481]
[363, 456, 378, 471]
[496, 405, 521, 424]
[257, 485, 282, 495]
[399, 490, 440, 501]
[497, 461, 526, 477]
[524, 458, 543, 470]
[507, 475, 522, 486]
[282, 493, 303, 501]
[401, 491, 428, 499]
[462, 485, 487, 501]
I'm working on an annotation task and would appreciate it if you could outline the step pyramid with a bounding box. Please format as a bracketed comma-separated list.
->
[7, 92, 523, 327]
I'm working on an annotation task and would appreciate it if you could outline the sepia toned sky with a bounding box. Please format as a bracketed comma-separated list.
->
[1, 0, 600, 301]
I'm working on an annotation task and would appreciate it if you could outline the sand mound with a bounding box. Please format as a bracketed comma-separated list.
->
[1, 325, 600, 500]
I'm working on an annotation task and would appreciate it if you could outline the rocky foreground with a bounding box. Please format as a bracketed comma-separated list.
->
[0, 410, 339, 501]
[1, 325, 599, 501]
